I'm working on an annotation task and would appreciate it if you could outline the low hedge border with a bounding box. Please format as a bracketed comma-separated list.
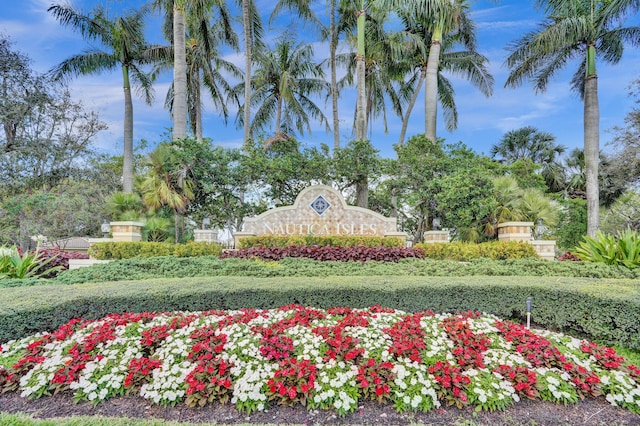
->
[414, 241, 538, 261]
[3, 257, 635, 288]
[88, 241, 222, 260]
[1, 276, 638, 350]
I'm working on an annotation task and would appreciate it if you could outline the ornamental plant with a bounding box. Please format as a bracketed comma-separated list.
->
[574, 229, 640, 269]
[0, 244, 64, 279]
[1, 306, 639, 415]
[219, 245, 424, 262]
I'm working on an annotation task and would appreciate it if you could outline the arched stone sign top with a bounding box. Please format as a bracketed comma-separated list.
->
[234, 185, 406, 245]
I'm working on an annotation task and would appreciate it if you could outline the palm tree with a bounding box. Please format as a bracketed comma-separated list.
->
[235, 36, 330, 139]
[337, 7, 409, 136]
[153, 0, 241, 142]
[239, 0, 264, 146]
[140, 143, 194, 243]
[491, 126, 567, 192]
[48, 3, 155, 194]
[504, 0, 640, 237]
[396, 16, 493, 146]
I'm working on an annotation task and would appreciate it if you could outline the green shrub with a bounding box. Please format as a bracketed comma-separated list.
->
[1, 276, 638, 350]
[238, 235, 404, 248]
[414, 241, 538, 261]
[575, 229, 640, 269]
[36, 256, 640, 286]
[88, 241, 222, 260]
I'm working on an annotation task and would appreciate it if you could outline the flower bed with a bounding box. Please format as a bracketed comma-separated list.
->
[0, 306, 639, 415]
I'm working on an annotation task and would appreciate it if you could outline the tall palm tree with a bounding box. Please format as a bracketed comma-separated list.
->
[396, 17, 493, 146]
[337, 7, 409, 136]
[504, 0, 640, 236]
[377, 0, 472, 142]
[154, 0, 213, 140]
[48, 3, 155, 194]
[153, 0, 241, 142]
[140, 143, 194, 242]
[235, 36, 330, 139]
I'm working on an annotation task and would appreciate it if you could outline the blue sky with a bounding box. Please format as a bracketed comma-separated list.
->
[2, 0, 639, 159]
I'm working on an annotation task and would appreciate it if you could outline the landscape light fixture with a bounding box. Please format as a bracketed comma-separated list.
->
[101, 219, 111, 239]
[526, 297, 533, 330]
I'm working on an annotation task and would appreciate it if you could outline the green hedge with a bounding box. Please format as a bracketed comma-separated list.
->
[88, 241, 222, 260]
[414, 241, 539, 261]
[1, 276, 638, 350]
[24, 257, 637, 286]
[238, 235, 405, 248]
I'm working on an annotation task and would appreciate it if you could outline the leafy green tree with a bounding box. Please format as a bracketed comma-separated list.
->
[600, 190, 640, 235]
[0, 181, 112, 249]
[555, 197, 588, 250]
[243, 136, 332, 206]
[504, 0, 640, 236]
[333, 139, 381, 208]
[48, 3, 156, 194]
[0, 36, 106, 196]
[392, 134, 498, 241]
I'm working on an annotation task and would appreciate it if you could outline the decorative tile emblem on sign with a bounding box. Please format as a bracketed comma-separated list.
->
[310, 195, 331, 216]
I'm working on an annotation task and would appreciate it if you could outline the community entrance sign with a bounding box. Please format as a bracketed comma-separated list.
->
[233, 185, 406, 246]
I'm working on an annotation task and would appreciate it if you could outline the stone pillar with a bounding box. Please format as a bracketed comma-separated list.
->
[532, 240, 556, 261]
[110, 221, 144, 242]
[233, 231, 256, 248]
[497, 222, 533, 242]
[194, 229, 218, 243]
[423, 230, 450, 244]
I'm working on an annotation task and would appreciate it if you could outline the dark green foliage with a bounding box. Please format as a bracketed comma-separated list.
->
[414, 241, 538, 261]
[88, 241, 222, 260]
[1, 276, 638, 350]
[238, 235, 405, 248]
[556, 197, 587, 250]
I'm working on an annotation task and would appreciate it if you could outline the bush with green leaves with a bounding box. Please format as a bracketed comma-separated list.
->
[574, 229, 640, 269]
[88, 241, 222, 260]
[238, 235, 405, 248]
[414, 241, 538, 261]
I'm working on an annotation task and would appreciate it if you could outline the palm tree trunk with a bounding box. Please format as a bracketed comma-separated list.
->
[122, 65, 134, 193]
[173, 4, 188, 140]
[355, 3, 368, 208]
[195, 70, 203, 143]
[355, 6, 366, 142]
[330, 0, 340, 151]
[276, 96, 282, 133]
[242, 0, 252, 146]
[425, 25, 442, 143]
[584, 44, 599, 237]
[174, 208, 180, 243]
[398, 67, 426, 146]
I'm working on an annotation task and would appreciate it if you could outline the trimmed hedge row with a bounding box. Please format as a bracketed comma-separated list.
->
[88, 241, 222, 260]
[32, 257, 640, 286]
[238, 235, 405, 248]
[414, 241, 539, 261]
[1, 276, 638, 350]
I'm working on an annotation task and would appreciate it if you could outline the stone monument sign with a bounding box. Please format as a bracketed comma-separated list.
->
[234, 185, 407, 246]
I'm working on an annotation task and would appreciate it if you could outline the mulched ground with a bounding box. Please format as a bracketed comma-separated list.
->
[1, 392, 639, 425]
